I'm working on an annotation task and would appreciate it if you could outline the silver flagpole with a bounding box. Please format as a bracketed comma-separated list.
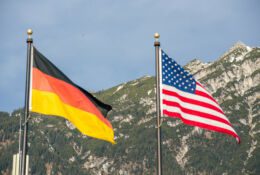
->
[20, 29, 33, 175]
[18, 109, 22, 174]
[154, 33, 162, 175]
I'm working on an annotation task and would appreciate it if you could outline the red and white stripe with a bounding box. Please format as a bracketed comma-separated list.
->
[161, 83, 240, 143]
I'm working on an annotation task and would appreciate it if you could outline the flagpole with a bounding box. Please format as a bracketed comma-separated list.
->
[20, 29, 33, 175]
[18, 109, 22, 174]
[154, 33, 162, 175]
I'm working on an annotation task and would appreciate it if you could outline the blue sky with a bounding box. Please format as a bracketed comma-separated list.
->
[0, 0, 259, 112]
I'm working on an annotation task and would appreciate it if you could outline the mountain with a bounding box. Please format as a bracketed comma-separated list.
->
[0, 42, 259, 175]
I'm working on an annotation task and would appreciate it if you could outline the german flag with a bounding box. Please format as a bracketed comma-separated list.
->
[30, 47, 115, 143]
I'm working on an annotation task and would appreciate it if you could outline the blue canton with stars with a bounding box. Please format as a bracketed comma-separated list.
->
[161, 50, 196, 94]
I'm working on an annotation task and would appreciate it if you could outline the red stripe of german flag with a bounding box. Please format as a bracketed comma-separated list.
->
[30, 47, 115, 143]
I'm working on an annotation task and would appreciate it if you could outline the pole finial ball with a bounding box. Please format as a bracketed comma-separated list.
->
[154, 33, 160, 39]
[27, 29, 33, 36]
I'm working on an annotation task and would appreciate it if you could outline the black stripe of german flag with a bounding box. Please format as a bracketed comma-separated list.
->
[30, 47, 115, 143]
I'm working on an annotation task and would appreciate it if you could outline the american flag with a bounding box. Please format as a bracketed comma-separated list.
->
[160, 49, 240, 143]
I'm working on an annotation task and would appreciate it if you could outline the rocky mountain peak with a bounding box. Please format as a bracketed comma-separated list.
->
[231, 41, 248, 50]
[184, 59, 211, 75]
[219, 41, 252, 62]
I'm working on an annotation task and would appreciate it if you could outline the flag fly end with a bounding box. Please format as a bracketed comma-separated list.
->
[236, 137, 241, 144]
